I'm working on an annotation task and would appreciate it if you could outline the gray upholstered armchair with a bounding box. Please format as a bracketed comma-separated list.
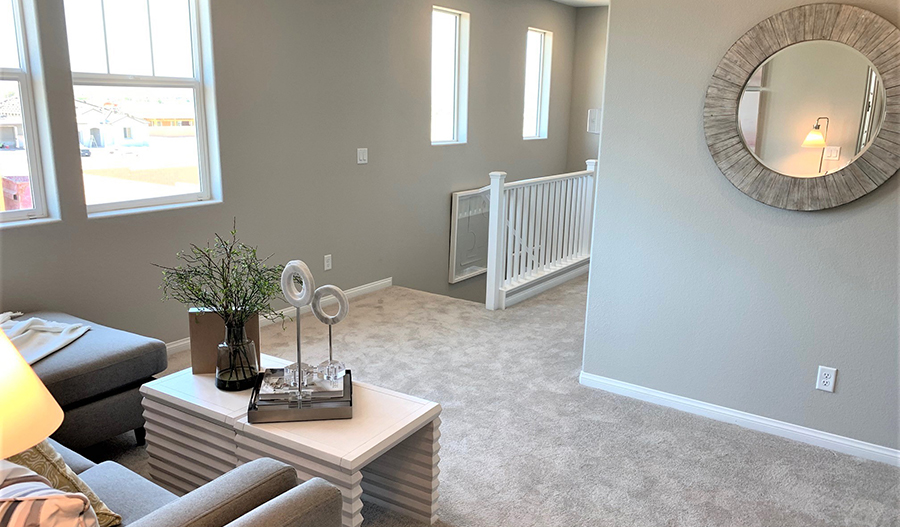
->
[52, 440, 342, 527]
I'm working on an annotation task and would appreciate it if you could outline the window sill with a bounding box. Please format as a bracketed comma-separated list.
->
[523, 136, 548, 141]
[88, 198, 222, 220]
[432, 141, 468, 146]
[0, 216, 61, 230]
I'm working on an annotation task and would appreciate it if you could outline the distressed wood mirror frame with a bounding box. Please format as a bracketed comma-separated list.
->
[704, 4, 900, 211]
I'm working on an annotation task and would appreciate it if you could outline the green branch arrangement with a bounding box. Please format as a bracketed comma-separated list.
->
[153, 223, 294, 329]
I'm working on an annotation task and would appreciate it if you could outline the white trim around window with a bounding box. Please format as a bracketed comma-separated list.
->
[431, 6, 469, 145]
[523, 27, 553, 140]
[65, 0, 221, 218]
[0, 0, 54, 226]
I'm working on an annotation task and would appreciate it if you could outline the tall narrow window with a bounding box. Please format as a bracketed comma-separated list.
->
[523, 28, 552, 140]
[0, 0, 48, 223]
[63, 0, 219, 215]
[431, 6, 469, 145]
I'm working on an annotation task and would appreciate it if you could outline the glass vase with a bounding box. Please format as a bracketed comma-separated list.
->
[215, 322, 259, 391]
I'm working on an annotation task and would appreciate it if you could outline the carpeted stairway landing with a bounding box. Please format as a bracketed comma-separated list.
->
[88, 277, 900, 526]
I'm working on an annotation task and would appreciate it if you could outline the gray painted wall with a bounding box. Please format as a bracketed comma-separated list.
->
[0, 0, 577, 343]
[566, 6, 608, 171]
[583, 0, 899, 449]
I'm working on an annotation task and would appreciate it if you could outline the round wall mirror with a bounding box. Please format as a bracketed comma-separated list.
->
[737, 41, 886, 179]
[704, 4, 900, 211]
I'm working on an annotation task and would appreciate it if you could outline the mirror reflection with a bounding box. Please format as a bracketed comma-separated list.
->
[738, 41, 886, 178]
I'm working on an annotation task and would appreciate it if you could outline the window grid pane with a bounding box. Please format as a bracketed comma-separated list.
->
[64, 0, 109, 74]
[149, 0, 194, 78]
[65, 0, 197, 79]
[0, 0, 20, 69]
[104, 0, 153, 75]
[431, 9, 459, 143]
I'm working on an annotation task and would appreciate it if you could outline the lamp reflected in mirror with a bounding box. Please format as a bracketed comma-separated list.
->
[736, 41, 886, 179]
[801, 117, 829, 174]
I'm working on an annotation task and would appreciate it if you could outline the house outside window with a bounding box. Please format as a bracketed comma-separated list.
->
[63, 0, 220, 215]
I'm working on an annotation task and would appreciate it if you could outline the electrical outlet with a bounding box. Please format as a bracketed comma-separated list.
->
[324, 254, 332, 271]
[357, 148, 368, 165]
[816, 365, 837, 393]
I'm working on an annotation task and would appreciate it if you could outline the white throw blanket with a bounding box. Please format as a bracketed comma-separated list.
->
[0, 312, 90, 364]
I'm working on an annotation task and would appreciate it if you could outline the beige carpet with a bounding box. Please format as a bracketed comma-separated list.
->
[87, 277, 900, 526]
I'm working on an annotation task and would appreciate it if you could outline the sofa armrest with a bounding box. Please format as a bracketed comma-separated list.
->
[130, 458, 297, 527]
[224, 478, 342, 527]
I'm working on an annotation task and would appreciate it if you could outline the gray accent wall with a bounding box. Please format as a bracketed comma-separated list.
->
[583, 0, 899, 448]
[566, 6, 608, 171]
[0, 0, 577, 343]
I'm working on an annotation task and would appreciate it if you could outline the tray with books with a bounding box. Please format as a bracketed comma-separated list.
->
[247, 368, 353, 423]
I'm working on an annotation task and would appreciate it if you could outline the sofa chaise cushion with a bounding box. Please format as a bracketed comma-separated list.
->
[26, 312, 167, 407]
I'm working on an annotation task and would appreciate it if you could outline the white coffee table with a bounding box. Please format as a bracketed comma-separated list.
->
[140, 355, 441, 527]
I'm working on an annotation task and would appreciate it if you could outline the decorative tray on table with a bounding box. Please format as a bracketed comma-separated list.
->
[247, 368, 353, 424]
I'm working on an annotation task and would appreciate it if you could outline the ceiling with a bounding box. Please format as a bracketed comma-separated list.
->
[550, 0, 609, 6]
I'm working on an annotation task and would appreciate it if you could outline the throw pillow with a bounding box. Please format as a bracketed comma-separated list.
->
[0, 459, 99, 527]
[6, 441, 121, 527]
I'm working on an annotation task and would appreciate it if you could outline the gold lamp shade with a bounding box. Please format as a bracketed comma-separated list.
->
[802, 127, 827, 148]
[0, 330, 64, 458]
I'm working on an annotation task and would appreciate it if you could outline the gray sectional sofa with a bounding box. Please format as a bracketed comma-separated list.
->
[25, 312, 168, 448]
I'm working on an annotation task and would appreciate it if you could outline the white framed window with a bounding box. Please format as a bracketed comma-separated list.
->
[0, 0, 49, 223]
[523, 27, 552, 140]
[431, 6, 469, 145]
[63, 0, 221, 216]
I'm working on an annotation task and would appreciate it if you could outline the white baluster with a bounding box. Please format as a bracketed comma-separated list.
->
[564, 179, 571, 262]
[514, 187, 524, 283]
[540, 183, 549, 271]
[552, 180, 561, 266]
[572, 179, 579, 259]
[505, 188, 515, 286]
[527, 185, 537, 276]
[521, 186, 528, 278]
[571, 179, 580, 259]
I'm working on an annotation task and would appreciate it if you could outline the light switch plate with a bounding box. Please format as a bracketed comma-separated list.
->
[823, 146, 841, 161]
[357, 148, 368, 165]
[586, 108, 601, 134]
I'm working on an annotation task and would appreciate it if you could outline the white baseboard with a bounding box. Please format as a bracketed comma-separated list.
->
[504, 259, 589, 308]
[579, 371, 900, 467]
[166, 277, 392, 356]
[166, 337, 191, 356]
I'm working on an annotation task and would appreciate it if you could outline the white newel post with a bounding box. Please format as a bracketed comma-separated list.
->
[582, 159, 597, 255]
[486, 171, 507, 311]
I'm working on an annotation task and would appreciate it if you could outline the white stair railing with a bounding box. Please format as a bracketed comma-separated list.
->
[486, 160, 597, 310]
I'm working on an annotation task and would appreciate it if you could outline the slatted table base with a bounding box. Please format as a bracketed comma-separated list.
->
[142, 398, 237, 496]
[236, 418, 441, 527]
[361, 418, 441, 524]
